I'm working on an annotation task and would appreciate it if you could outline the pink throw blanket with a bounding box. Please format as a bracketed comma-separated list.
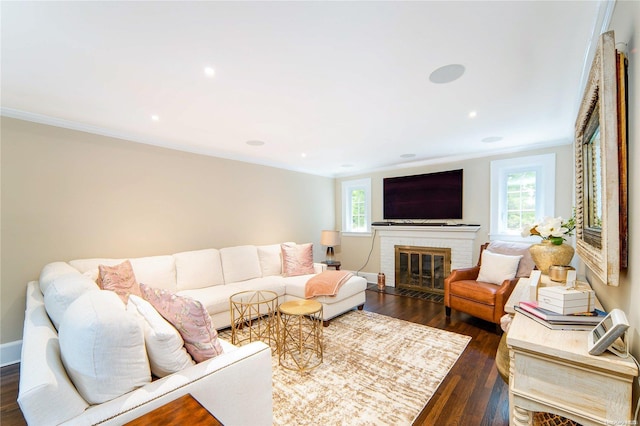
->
[305, 270, 354, 298]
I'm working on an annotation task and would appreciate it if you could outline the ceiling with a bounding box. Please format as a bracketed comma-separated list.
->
[1, 1, 606, 177]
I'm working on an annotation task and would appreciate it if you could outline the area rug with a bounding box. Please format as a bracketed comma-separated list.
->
[222, 310, 471, 425]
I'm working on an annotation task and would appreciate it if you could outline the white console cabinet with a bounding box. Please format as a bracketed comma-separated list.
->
[506, 277, 638, 425]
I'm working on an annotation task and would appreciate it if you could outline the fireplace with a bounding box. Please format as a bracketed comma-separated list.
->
[394, 245, 451, 295]
[373, 224, 480, 288]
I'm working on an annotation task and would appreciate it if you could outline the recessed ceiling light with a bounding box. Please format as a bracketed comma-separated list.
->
[481, 136, 503, 143]
[246, 140, 265, 146]
[301, 153, 307, 158]
[400, 153, 416, 159]
[204, 67, 215, 77]
[151, 115, 159, 121]
[429, 64, 465, 84]
[468, 111, 477, 118]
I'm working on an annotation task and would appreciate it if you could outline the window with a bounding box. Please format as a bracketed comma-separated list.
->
[342, 178, 371, 234]
[490, 154, 555, 240]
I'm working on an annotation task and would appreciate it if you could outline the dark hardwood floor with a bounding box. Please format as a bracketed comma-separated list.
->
[0, 289, 508, 425]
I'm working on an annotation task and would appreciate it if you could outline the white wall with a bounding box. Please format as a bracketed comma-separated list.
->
[0, 117, 335, 347]
[335, 144, 575, 274]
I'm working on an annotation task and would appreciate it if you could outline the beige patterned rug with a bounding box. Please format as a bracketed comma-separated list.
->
[223, 310, 470, 425]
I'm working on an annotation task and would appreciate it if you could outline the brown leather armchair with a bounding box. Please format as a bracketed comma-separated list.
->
[444, 243, 520, 332]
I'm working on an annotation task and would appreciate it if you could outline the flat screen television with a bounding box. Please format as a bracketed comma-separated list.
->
[383, 169, 463, 220]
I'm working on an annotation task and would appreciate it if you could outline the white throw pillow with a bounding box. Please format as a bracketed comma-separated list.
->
[59, 290, 151, 404]
[43, 273, 100, 330]
[127, 295, 195, 377]
[257, 244, 283, 277]
[476, 250, 522, 285]
[487, 240, 534, 278]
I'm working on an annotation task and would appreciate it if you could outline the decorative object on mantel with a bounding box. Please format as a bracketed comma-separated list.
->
[522, 215, 575, 275]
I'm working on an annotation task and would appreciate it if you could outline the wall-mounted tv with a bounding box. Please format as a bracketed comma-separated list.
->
[383, 169, 463, 220]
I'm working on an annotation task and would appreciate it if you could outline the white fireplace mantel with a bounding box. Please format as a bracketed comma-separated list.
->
[374, 225, 481, 287]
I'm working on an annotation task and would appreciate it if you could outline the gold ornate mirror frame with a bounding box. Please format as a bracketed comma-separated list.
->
[574, 31, 628, 286]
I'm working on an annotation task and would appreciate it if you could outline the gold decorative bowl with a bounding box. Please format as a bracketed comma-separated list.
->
[548, 265, 575, 282]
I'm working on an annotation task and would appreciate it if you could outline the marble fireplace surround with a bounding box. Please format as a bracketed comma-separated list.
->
[374, 225, 481, 287]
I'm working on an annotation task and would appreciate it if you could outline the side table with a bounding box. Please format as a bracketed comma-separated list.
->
[230, 290, 279, 352]
[124, 394, 222, 426]
[321, 261, 341, 270]
[506, 277, 638, 425]
[278, 300, 323, 372]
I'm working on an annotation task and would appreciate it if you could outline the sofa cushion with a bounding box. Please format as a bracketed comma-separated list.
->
[281, 243, 315, 277]
[98, 260, 142, 303]
[140, 283, 224, 363]
[179, 276, 285, 318]
[257, 244, 283, 277]
[477, 250, 522, 285]
[220, 245, 261, 283]
[487, 240, 534, 277]
[174, 249, 224, 291]
[58, 290, 151, 404]
[127, 295, 195, 377]
[70, 255, 177, 291]
[39, 262, 82, 294]
[43, 273, 99, 330]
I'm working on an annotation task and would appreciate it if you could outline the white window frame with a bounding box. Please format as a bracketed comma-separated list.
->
[490, 153, 555, 241]
[341, 178, 372, 236]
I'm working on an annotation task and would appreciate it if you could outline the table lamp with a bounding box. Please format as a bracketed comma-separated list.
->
[320, 230, 341, 264]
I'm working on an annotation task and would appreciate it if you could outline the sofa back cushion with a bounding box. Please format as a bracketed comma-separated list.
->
[220, 245, 261, 283]
[70, 255, 177, 290]
[39, 262, 83, 294]
[173, 249, 224, 291]
[43, 273, 99, 330]
[58, 290, 151, 404]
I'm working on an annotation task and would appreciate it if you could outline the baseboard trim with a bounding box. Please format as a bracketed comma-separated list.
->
[354, 271, 377, 285]
[1, 340, 22, 367]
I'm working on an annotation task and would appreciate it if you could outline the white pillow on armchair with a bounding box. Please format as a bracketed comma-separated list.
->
[476, 250, 522, 285]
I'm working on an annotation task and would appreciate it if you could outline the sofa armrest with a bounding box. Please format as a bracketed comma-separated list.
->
[72, 341, 273, 426]
[18, 282, 89, 426]
[314, 262, 327, 274]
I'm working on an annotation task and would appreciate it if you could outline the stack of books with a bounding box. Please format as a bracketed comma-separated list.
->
[514, 300, 606, 331]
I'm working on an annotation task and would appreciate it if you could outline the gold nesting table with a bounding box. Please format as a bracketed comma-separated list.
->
[229, 290, 279, 351]
[278, 299, 323, 372]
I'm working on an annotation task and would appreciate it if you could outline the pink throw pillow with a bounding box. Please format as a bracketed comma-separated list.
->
[281, 243, 315, 277]
[139, 283, 223, 362]
[98, 260, 142, 303]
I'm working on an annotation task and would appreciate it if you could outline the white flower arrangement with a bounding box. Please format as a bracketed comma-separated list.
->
[521, 214, 576, 245]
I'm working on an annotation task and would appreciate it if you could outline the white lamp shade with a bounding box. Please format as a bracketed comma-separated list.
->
[320, 230, 341, 247]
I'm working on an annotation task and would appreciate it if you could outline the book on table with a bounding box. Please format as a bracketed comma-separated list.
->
[518, 301, 606, 324]
[514, 306, 597, 331]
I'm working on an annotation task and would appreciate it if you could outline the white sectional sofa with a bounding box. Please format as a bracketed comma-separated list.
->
[18, 242, 367, 425]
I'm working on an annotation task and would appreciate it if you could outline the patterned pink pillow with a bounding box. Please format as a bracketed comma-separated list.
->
[139, 283, 223, 362]
[281, 243, 315, 277]
[98, 260, 142, 303]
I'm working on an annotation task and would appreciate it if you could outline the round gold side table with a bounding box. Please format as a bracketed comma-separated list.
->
[278, 300, 323, 372]
[230, 290, 279, 352]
